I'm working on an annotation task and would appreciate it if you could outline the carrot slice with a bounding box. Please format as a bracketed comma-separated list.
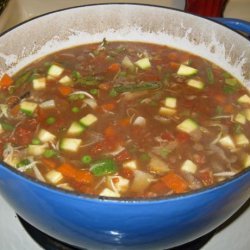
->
[74, 170, 93, 184]
[101, 102, 116, 111]
[214, 94, 225, 104]
[58, 85, 73, 96]
[119, 118, 130, 127]
[0, 73, 13, 89]
[57, 163, 77, 178]
[161, 172, 189, 194]
[99, 82, 112, 90]
[41, 159, 57, 169]
[107, 63, 121, 73]
[104, 125, 117, 138]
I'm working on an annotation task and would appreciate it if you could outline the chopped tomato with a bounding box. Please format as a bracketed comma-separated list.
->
[58, 85, 74, 96]
[57, 163, 77, 179]
[107, 63, 121, 73]
[161, 131, 175, 141]
[74, 170, 93, 184]
[0, 73, 13, 90]
[176, 132, 190, 143]
[199, 169, 214, 186]
[115, 150, 131, 162]
[161, 172, 189, 194]
[121, 167, 134, 180]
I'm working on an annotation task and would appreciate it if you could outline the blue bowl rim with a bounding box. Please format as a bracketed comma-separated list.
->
[0, 3, 250, 204]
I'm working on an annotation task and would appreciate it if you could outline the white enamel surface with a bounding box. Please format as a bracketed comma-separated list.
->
[0, 4, 249, 87]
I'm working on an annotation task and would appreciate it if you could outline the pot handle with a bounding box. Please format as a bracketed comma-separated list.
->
[212, 18, 250, 35]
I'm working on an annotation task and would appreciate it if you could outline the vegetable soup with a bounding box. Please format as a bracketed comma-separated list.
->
[0, 40, 249, 198]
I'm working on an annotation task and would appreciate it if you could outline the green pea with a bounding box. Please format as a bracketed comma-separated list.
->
[32, 138, 41, 145]
[43, 149, 57, 158]
[46, 117, 56, 125]
[72, 107, 80, 113]
[81, 155, 92, 164]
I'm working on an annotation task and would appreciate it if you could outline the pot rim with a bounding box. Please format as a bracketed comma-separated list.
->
[0, 3, 249, 204]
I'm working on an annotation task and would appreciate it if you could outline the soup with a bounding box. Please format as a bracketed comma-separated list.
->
[0, 40, 249, 198]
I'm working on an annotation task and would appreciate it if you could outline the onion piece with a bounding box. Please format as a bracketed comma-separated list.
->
[33, 166, 46, 182]
[133, 116, 146, 126]
[70, 91, 95, 100]
[0, 104, 8, 118]
[84, 98, 97, 109]
[39, 100, 56, 109]
[130, 170, 154, 193]
[182, 172, 203, 190]
[213, 171, 237, 177]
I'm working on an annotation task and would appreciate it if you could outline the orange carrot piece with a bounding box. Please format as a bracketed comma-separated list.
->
[10, 104, 20, 116]
[161, 172, 189, 194]
[119, 118, 130, 127]
[0, 73, 13, 89]
[58, 85, 74, 96]
[224, 104, 234, 113]
[169, 62, 180, 70]
[74, 170, 93, 184]
[101, 102, 116, 111]
[57, 163, 77, 179]
[107, 63, 121, 73]
[104, 125, 117, 138]
[214, 94, 225, 104]
[99, 82, 112, 90]
[42, 159, 57, 169]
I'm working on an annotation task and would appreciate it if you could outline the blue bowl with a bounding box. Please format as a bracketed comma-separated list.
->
[0, 4, 250, 249]
[1, 161, 250, 249]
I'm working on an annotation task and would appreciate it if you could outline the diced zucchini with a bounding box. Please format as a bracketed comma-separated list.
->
[48, 64, 64, 77]
[234, 134, 249, 147]
[60, 138, 82, 152]
[187, 79, 204, 90]
[57, 183, 74, 191]
[20, 101, 38, 116]
[107, 176, 129, 193]
[123, 160, 138, 170]
[46, 170, 63, 184]
[234, 113, 246, 124]
[225, 78, 238, 86]
[28, 144, 48, 156]
[39, 100, 56, 109]
[135, 57, 151, 70]
[242, 153, 250, 168]
[99, 188, 120, 198]
[181, 160, 197, 174]
[177, 118, 199, 134]
[90, 159, 117, 177]
[238, 94, 250, 105]
[121, 56, 134, 71]
[67, 122, 85, 136]
[159, 107, 176, 116]
[219, 135, 235, 150]
[177, 64, 198, 76]
[79, 114, 97, 127]
[0, 124, 3, 134]
[148, 156, 169, 175]
[32, 77, 46, 90]
[58, 75, 73, 86]
[164, 97, 177, 108]
[243, 109, 250, 121]
[38, 129, 56, 143]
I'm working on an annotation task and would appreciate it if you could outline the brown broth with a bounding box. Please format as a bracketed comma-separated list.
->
[0, 40, 249, 198]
